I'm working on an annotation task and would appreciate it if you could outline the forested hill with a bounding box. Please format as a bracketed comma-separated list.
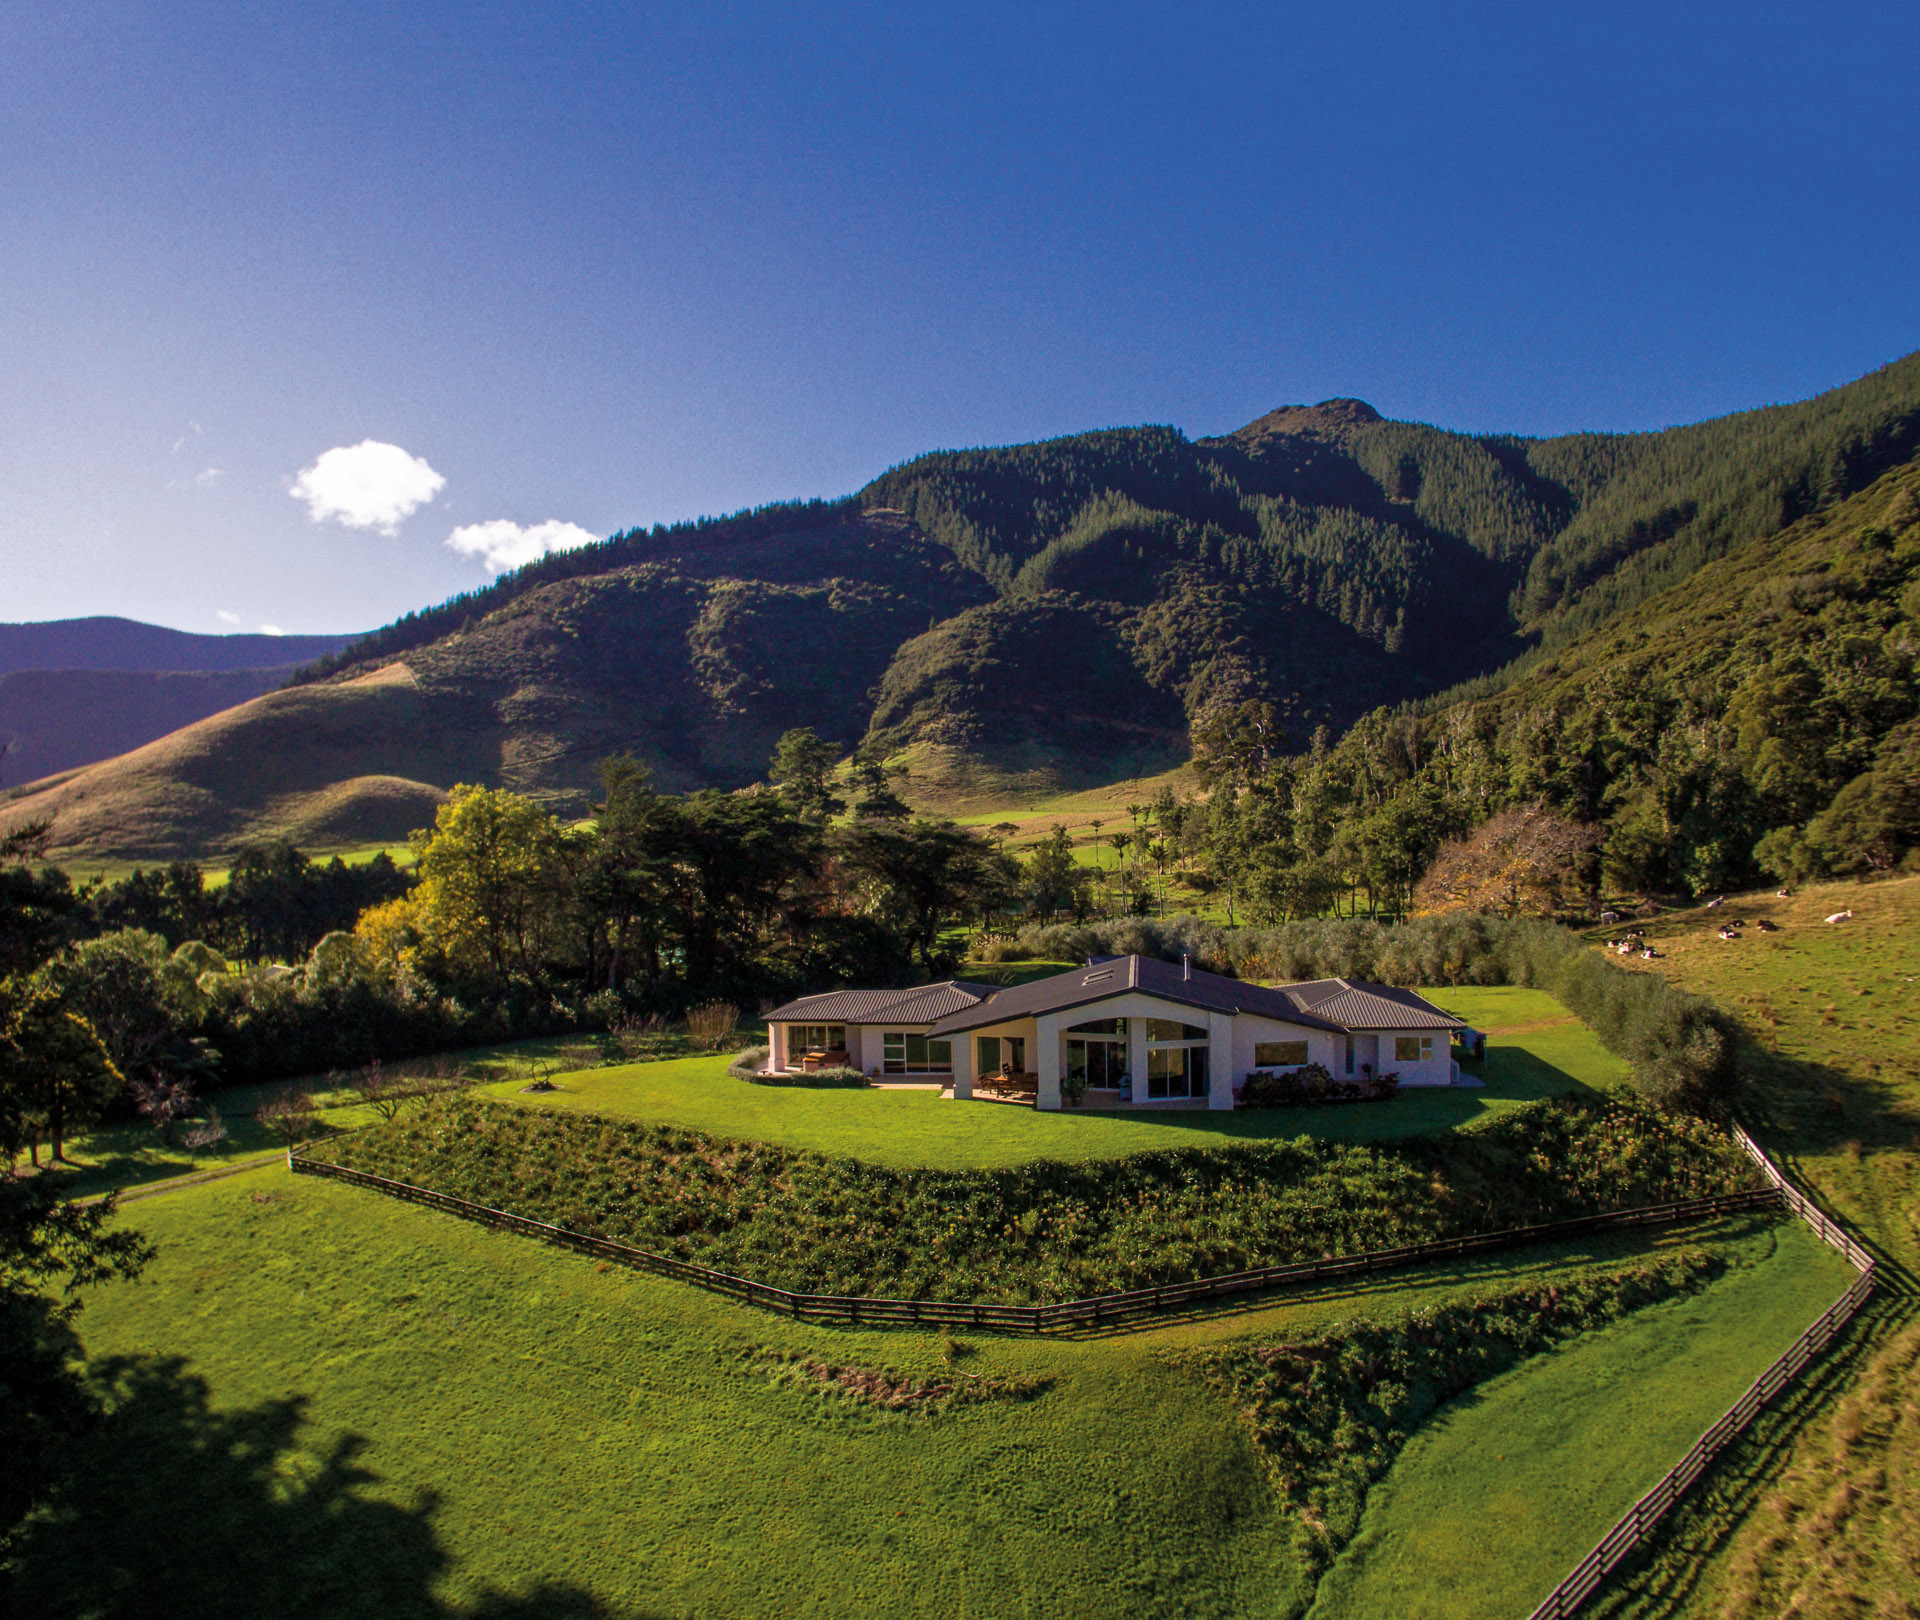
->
[7, 352, 1920, 859]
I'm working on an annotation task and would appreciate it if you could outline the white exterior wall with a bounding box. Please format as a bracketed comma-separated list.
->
[764, 1022, 787, 1074]
[950, 1031, 974, 1098]
[1027, 991, 1235, 1111]
[1374, 1028, 1455, 1087]
[1229, 1014, 1339, 1084]
[851, 1024, 887, 1076]
[1034, 1011, 1064, 1109]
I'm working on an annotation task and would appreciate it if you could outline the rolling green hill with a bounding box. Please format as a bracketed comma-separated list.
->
[9, 353, 1920, 860]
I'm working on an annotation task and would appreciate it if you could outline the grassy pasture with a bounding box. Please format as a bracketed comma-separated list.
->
[1571, 873, 1920, 1617]
[479, 987, 1607, 1170]
[1308, 1218, 1854, 1619]
[8, 1164, 1808, 1620]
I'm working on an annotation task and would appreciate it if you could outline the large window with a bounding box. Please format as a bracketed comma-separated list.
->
[978, 1035, 1028, 1075]
[1066, 1017, 1127, 1089]
[1254, 1040, 1311, 1068]
[1145, 1018, 1210, 1099]
[787, 1024, 846, 1061]
[1394, 1035, 1434, 1063]
[883, 1032, 952, 1074]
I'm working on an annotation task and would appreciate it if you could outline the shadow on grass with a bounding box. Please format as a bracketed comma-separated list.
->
[6, 1357, 629, 1620]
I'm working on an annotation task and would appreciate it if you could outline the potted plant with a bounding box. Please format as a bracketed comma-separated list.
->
[1116, 1071, 1132, 1103]
[1061, 1073, 1088, 1107]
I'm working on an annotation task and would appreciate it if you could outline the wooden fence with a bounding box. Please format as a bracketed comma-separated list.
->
[287, 1147, 1780, 1334]
[1525, 1126, 1876, 1619]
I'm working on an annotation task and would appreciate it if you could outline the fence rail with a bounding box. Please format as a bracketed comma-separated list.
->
[1525, 1126, 1876, 1619]
[287, 1148, 1780, 1334]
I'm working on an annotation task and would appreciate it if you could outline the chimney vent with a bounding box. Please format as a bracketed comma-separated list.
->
[1182, 953, 1191, 981]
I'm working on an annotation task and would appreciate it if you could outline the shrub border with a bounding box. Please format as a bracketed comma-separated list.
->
[286, 1143, 1779, 1333]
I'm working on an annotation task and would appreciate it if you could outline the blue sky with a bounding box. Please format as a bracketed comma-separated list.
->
[4, 1, 1916, 635]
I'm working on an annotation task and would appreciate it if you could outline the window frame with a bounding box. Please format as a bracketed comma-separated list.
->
[1254, 1039, 1311, 1068]
[1394, 1035, 1435, 1063]
[882, 1031, 952, 1075]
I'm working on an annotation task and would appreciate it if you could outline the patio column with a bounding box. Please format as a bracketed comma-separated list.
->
[1034, 1012, 1063, 1109]
[1126, 1017, 1147, 1104]
[1207, 1010, 1235, 1110]
[766, 1023, 785, 1074]
[951, 1033, 974, 1100]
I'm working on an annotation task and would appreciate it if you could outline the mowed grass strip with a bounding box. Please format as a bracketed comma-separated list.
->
[1305, 1218, 1856, 1620]
[481, 986, 1614, 1170]
[16, 1168, 1789, 1619]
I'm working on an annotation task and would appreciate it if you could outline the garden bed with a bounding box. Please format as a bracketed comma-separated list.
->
[309, 1094, 1758, 1304]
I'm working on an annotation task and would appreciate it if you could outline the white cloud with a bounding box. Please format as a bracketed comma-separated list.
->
[446, 518, 599, 574]
[194, 467, 222, 489]
[260, 624, 285, 636]
[292, 440, 444, 534]
[216, 610, 240, 625]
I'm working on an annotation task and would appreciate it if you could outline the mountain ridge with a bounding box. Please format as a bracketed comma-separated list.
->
[8, 353, 1920, 860]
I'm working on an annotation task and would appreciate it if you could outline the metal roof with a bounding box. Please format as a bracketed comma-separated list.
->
[927, 957, 1463, 1036]
[762, 980, 994, 1026]
[1280, 978, 1466, 1030]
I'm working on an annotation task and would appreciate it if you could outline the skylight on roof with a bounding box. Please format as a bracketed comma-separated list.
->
[1082, 970, 1113, 985]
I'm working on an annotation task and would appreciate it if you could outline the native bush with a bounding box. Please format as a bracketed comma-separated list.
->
[312, 1094, 1754, 1303]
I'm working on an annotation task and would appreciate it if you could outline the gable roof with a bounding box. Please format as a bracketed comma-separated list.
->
[926, 956, 1463, 1036]
[1279, 978, 1466, 1030]
[763, 980, 995, 1026]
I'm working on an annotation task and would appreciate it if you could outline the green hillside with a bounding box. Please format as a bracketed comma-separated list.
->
[8, 353, 1920, 860]
[1294, 454, 1920, 898]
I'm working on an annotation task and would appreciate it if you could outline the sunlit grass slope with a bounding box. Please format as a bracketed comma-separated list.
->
[11, 1167, 1806, 1620]
[1579, 872, 1920, 1617]
[1308, 1219, 1854, 1620]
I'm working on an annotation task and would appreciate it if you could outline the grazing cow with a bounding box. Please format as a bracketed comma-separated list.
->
[1717, 927, 1738, 940]
[1705, 895, 1725, 909]
[1757, 920, 1779, 932]
[1642, 947, 1661, 959]
[1600, 910, 1620, 924]
[1826, 909, 1854, 924]
[1777, 888, 1791, 898]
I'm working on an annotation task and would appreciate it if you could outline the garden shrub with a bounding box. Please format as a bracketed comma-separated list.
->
[725, 1046, 769, 1080]
[313, 1094, 1755, 1303]
[1175, 1250, 1724, 1589]
[747, 1065, 870, 1089]
[1236, 1063, 1399, 1108]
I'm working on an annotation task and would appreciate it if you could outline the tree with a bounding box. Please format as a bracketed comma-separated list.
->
[0, 977, 123, 1164]
[0, 1173, 154, 1538]
[1414, 805, 1603, 918]
[768, 727, 845, 823]
[848, 749, 911, 820]
[837, 820, 1012, 974]
[0, 820, 77, 980]
[1024, 826, 1091, 920]
[256, 1085, 319, 1147]
[1191, 699, 1286, 794]
[410, 785, 569, 988]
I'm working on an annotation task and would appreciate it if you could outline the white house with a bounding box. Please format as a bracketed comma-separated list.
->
[763, 955, 1464, 1110]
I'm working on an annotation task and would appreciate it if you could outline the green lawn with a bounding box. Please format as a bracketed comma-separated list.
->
[478, 986, 1609, 1170]
[9, 1164, 1800, 1620]
[1307, 1218, 1854, 1620]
